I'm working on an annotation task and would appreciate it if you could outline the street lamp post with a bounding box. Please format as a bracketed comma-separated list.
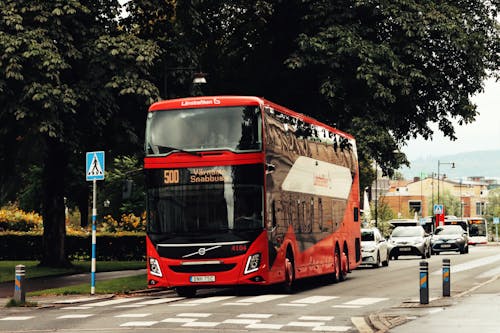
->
[437, 160, 455, 205]
[163, 65, 207, 99]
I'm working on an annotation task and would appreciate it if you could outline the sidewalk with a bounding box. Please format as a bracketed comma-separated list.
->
[387, 275, 500, 333]
[0, 269, 146, 300]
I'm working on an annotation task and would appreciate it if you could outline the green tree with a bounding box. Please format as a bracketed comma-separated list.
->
[100, 155, 145, 221]
[487, 188, 500, 219]
[0, 1, 160, 267]
[373, 198, 395, 237]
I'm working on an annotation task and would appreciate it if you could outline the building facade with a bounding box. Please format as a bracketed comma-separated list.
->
[376, 176, 490, 219]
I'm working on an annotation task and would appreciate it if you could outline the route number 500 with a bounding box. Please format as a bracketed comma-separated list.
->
[164, 170, 180, 184]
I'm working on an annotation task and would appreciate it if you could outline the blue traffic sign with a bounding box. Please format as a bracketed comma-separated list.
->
[86, 151, 105, 181]
[433, 204, 443, 215]
[494, 217, 499, 225]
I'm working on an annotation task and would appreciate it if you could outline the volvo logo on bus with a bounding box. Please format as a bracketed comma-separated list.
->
[182, 245, 222, 258]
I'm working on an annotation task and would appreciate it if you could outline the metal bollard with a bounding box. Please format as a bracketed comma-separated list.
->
[419, 261, 429, 304]
[14, 265, 26, 303]
[442, 258, 451, 297]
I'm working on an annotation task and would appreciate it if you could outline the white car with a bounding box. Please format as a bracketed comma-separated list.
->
[361, 227, 389, 268]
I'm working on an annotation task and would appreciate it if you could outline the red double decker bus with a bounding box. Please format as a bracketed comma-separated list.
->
[144, 96, 361, 297]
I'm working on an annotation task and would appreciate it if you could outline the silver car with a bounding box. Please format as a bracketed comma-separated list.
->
[361, 228, 389, 268]
[388, 226, 431, 260]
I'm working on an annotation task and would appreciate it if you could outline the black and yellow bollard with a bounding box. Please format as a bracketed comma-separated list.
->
[14, 265, 26, 303]
[419, 261, 429, 304]
[443, 258, 451, 297]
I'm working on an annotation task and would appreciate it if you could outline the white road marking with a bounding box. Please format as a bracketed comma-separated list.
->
[246, 323, 283, 329]
[223, 319, 261, 324]
[182, 321, 220, 327]
[278, 303, 307, 307]
[161, 318, 197, 323]
[57, 314, 94, 319]
[236, 294, 288, 303]
[136, 297, 184, 305]
[88, 297, 144, 307]
[313, 325, 352, 332]
[114, 313, 151, 318]
[299, 316, 335, 321]
[0, 316, 34, 321]
[176, 313, 212, 317]
[478, 266, 500, 278]
[120, 321, 158, 327]
[332, 305, 361, 308]
[181, 296, 234, 305]
[431, 254, 500, 275]
[238, 314, 273, 319]
[342, 297, 388, 306]
[287, 321, 325, 327]
[292, 296, 339, 304]
[61, 306, 92, 310]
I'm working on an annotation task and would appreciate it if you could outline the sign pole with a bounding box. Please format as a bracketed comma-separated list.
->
[86, 151, 105, 295]
[91, 179, 97, 295]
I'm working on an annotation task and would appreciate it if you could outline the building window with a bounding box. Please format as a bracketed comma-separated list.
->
[476, 202, 485, 215]
[408, 200, 422, 215]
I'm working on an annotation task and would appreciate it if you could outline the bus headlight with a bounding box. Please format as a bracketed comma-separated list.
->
[244, 253, 261, 274]
[149, 257, 163, 277]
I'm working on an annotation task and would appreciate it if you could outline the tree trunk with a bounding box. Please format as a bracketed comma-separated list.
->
[39, 138, 71, 268]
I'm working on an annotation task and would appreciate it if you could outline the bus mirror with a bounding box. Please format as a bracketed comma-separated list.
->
[266, 163, 276, 174]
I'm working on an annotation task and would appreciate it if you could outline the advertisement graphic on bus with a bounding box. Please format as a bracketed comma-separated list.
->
[144, 96, 361, 297]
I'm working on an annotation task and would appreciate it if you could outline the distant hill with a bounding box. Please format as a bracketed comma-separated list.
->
[399, 150, 500, 180]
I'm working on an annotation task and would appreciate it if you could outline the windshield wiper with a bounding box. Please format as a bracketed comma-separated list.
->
[154, 145, 201, 156]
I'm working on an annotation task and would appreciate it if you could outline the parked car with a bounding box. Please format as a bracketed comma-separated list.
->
[431, 225, 469, 254]
[388, 226, 431, 259]
[361, 227, 389, 268]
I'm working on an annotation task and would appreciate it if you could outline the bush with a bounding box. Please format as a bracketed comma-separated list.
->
[0, 204, 42, 232]
[0, 233, 146, 261]
[101, 212, 146, 233]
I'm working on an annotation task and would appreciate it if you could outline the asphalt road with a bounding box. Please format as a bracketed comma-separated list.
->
[1, 246, 499, 332]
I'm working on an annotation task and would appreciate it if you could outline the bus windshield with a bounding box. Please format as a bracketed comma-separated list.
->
[469, 220, 487, 237]
[145, 106, 262, 155]
[146, 165, 263, 236]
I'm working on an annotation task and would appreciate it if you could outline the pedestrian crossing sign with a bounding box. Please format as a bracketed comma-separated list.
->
[433, 204, 443, 215]
[86, 151, 105, 181]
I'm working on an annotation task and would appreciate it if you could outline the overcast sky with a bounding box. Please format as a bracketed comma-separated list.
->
[402, 77, 500, 161]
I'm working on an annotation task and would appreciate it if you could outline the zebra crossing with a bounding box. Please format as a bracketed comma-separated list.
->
[0, 294, 389, 331]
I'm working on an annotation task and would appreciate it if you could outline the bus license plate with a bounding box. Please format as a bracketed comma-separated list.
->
[399, 247, 411, 251]
[190, 275, 215, 283]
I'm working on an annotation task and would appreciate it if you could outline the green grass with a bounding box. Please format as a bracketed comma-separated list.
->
[0, 260, 145, 283]
[27, 274, 148, 296]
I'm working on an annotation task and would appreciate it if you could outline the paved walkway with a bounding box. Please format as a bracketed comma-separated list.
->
[0, 269, 146, 299]
[389, 274, 500, 332]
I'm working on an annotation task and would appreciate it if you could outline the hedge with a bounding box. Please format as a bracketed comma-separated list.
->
[0, 234, 145, 261]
